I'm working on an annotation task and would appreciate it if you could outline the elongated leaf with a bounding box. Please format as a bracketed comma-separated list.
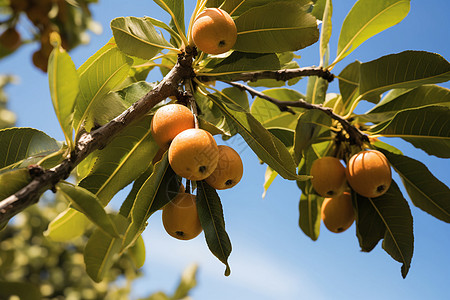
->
[196, 181, 232, 276]
[0, 169, 30, 200]
[208, 0, 275, 17]
[122, 153, 180, 250]
[299, 183, 323, 241]
[359, 51, 450, 100]
[234, 1, 319, 53]
[57, 182, 119, 238]
[0, 128, 59, 171]
[336, 0, 410, 63]
[319, 0, 332, 66]
[74, 46, 133, 133]
[44, 207, 90, 242]
[306, 76, 328, 105]
[353, 191, 386, 252]
[0, 281, 41, 300]
[111, 17, 174, 60]
[201, 52, 280, 79]
[370, 106, 450, 158]
[378, 149, 450, 223]
[364, 85, 450, 123]
[79, 115, 158, 205]
[206, 94, 301, 180]
[338, 61, 360, 114]
[119, 165, 154, 218]
[153, 0, 185, 38]
[48, 46, 78, 148]
[145, 16, 183, 47]
[84, 214, 129, 283]
[250, 88, 305, 129]
[172, 264, 198, 300]
[354, 181, 414, 278]
[293, 110, 331, 164]
[262, 166, 277, 199]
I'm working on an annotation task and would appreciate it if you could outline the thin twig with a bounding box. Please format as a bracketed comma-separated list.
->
[224, 81, 368, 147]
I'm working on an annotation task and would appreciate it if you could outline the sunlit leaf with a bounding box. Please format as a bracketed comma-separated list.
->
[57, 182, 119, 238]
[336, 0, 410, 64]
[153, 0, 185, 39]
[0, 169, 30, 200]
[84, 214, 129, 283]
[370, 106, 450, 158]
[128, 235, 146, 269]
[196, 181, 232, 276]
[111, 17, 175, 60]
[44, 207, 90, 242]
[363, 85, 450, 123]
[319, 0, 332, 66]
[234, 1, 319, 53]
[338, 61, 360, 114]
[299, 183, 323, 241]
[359, 51, 450, 100]
[172, 264, 198, 299]
[0, 128, 59, 171]
[48, 46, 79, 148]
[379, 149, 450, 223]
[262, 166, 278, 198]
[74, 45, 133, 133]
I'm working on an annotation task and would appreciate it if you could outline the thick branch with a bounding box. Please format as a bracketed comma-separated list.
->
[226, 81, 368, 147]
[0, 49, 196, 223]
[197, 67, 334, 83]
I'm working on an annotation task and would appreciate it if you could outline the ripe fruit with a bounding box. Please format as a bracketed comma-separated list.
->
[346, 150, 392, 198]
[151, 104, 195, 149]
[321, 192, 355, 233]
[310, 156, 347, 198]
[169, 128, 219, 181]
[205, 145, 243, 190]
[0, 28, 21, 52]
[192, 8, 237, 55]
[162, 192, 202, 240]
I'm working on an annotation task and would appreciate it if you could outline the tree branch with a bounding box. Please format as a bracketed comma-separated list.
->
[197, 66, 334, 83]
[0, 48, 196, 224]
[225, 81, 368, 147]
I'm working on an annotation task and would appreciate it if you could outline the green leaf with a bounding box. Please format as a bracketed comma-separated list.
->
[57, 182, 119, 238]
[111, 17, 175, 60]
[359, 51, 450, 100]
[44, 207, 90, 242]
[234, 1, 319, 53]
[122, 153, 180, 250]
[268, 128, 295, 148]
[84, 214, 129, 283]
[370, 106, 450, 158]
[79, 115, 158, 205]
[338, 61, 360, 114]
[378, 149, 450, 223]
[0, 127, 59, 171]
[128, 235, 146, 269]
[354, 181, 414, 278]
[262, 166, 278, 199]
[206, 94, 301, 180]
[319, 0, 332, 66]
[335, 0, 410, 64]
[293, 110, 332, 164]
[120, 165, 154, 218]
[250, 88, 305, 129]
[145, 16, 183, 48]
[299, 183, 323, 241]
[153, 0, 185, 39]
[196, 181, 232, 276]
[74, 45, 133, 133]
[364, 85, 450, 123]
[201, 52, 280, 79]
[48, 46, 79, 148]
[0, 169, 30, 200]
[306, 76, 328, 105]
[208, 0, 276, 17]
[0, 281, 41, 300]
[220, 87, 249, 111]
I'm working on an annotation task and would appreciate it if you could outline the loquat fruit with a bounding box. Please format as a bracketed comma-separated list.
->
[0, 28, 21, 52]
[345, 150, 392, 198]
[168, 128, 219, 181]
[321, 192, 355, 233]
[205, 145, 243, 190]
[162, 192, 202, 240]
[310, 156, 347, 198]
[151, 104, 195, 150]
[191, 8, 237, 55]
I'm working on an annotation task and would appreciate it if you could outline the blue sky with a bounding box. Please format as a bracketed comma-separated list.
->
[1, 1, 449, 299]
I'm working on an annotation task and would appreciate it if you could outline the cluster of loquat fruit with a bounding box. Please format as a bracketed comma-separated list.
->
[150, 104, 243, 241]
[310, 150, 392, 233]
